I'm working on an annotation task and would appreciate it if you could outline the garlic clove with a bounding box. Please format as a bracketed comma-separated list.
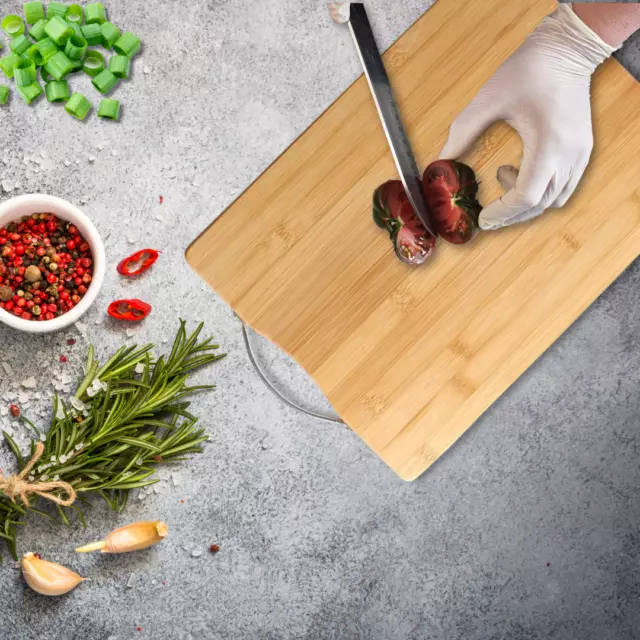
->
[76, 520, 169, 554]
[21, 552, 87, 596]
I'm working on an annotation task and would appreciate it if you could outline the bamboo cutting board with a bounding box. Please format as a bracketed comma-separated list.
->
[187, 0, 640, 480]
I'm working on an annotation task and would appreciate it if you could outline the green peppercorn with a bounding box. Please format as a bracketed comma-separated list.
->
[32, 305, 41, 316]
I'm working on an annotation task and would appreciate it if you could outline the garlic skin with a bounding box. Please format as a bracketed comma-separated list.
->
[21, 553, 86, 596]
[76, 520, 169, 554]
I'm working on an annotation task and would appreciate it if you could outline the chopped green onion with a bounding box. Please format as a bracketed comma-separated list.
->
[45, 15, 73, 45]
[13, 58, 37, 87]
[113, 32, 141, 58]
[0, 53, 21, 79]
[40, 66, 54, 82]
[100, 21, 120, 49]
[65, 4, 83, 24]
[80, 23, 101, 46]
[45, 79, 69, 102]
[65, 92, 91, 119]
[10, 35, 32, 56]
[2, 15, 25, 37]
[97, 97, 120, 120]
[25, 38, 58, 65]
[17, 81, 43, 104]
[85, 3, 107, 25]
[108, 54, 130, 79]
[82, 50, 104, 76]
[69, 57, 83, 73]
[46, 2, 68, 20]
[0, 86, 9, 105]
[66, 20, 83, 38]
[64, 34, 87, 60]
[44, 50, 75, 80]
[91, 68, 118, 95]
[28, 18, 48, 41]
[24, 2, 45, 24]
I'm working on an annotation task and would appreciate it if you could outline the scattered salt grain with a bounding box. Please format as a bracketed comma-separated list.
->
[171, 472, 181, 487]
[40, 433, 46, 442]
[191, 548, 203, 558]
[134, 363, 145, 374]
[143, 65, 152, 74]
[2, 362, 12, 375]
[63, 160, 71, 167]
[88, 155, 96, 163]
[2, 179, 15, 192]
[52, 475, 60, 482]
[110, 149, 118, 157]
[21, 377, 37, 389]
[127, 573, 138, 588]
[75, 442, 84, 451]
[18, 392, 30, 403]
[70, 397, 86, 412]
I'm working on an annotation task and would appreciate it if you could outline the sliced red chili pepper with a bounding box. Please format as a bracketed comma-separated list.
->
[116, 249, 160, 277]
[107, 299, 152, 321]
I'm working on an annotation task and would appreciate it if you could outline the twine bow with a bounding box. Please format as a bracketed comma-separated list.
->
[0, 442, 76, 507]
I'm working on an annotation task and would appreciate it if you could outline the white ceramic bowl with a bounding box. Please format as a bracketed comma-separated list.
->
[0, 194, 105, 334]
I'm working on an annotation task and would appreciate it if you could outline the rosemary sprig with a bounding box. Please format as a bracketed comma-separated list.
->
[0, 320, 225, 561]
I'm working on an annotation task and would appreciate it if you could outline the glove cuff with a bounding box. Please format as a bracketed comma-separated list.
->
[551, 4, 617, 68]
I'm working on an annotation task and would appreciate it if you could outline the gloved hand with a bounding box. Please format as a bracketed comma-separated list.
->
[439, 4, 616, 230]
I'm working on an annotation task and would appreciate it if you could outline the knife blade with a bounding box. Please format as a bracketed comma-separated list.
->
[329, 2, 437, 237]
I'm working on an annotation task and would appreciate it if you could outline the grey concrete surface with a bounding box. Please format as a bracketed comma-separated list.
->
[0, 1, 639, 639]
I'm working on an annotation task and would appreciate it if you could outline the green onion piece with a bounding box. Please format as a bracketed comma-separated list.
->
[0, 53, 21, 79]
[28, 18, 48, 41]
[13, 58, 37, 87]
[0, 86, 9, 105]
[66, 20, 83, 38]
[113, 32, 141, 58]
[44, 15, 73, 45]
[80, 23, 101, 46]
[108, 54, 130, 79]
[97, 97, 120, 120]
[82, 50, 104, 76]
[24, 2, 45, 24]
[45, 79, 69, 102]
[65, 92, 91, 119]
[69, 58, 83, 73]
[2, 15, 25, 37]
[65, 4, 83, 24]
[44, 50, 75, 80]
[64, 34, 87, 60]
[100, 21, 120, 49]
[10, 35, 31, 56]
[40, 66, 54, 82]
[91, 68, 118, 95]
[17, 81, 43, 104]
[46, 2, 68, 20]
[85, 3, 107, 25]
[25, 38, 58, 66]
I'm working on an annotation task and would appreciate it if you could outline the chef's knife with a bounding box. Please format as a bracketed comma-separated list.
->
[329, 2, 437, 237]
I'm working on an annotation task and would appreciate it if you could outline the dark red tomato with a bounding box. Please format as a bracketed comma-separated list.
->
[372, 180, 436, 265]
[422, 160, 482, 244]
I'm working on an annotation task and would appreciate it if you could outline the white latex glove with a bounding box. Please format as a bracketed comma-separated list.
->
[439, 5, 617, 230]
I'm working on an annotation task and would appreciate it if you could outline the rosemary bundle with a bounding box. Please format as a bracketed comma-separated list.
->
[0, 321, 225, 561]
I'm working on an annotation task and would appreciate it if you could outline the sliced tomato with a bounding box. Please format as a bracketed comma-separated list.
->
[422, 160, 482, 244]
[372, 180, 436, 265]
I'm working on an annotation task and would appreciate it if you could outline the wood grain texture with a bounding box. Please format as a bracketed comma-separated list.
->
[187, 0, 640, 480]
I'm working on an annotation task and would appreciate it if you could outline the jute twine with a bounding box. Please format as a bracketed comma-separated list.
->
[0, 442, 76, 507]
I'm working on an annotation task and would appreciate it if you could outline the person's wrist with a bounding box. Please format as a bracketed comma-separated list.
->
[572, 3, 640, 48]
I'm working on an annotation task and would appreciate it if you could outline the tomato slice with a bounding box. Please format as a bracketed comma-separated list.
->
[373, 180, 436, 265]
[422, 160, 482, 245]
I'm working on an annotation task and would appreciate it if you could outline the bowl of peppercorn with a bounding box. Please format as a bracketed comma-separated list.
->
[0, 194, 106, 333]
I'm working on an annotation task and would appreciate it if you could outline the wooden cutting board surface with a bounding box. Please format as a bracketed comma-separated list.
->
[187, 0, 640, 480]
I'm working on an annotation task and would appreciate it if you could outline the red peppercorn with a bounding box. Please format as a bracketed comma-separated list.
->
[60, 291, 70, 301]
[46, 221, 56, 232]
[78, 285, 87, 295]
[67, 338, 76, 345]
[36, 246, 46, 257]
[59, 355, 68, 363]
[14, 244, 25, 256]
[46, 273, 57, 284]
[68, 225, 78, 235]
[9, 404, 20, 417]
[44, 311, 54, 320]
[79, 242, 89, 253]
[66, 240, 76, 251]
[81, 257, 92, 268]
[47, 303, 57, 313]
